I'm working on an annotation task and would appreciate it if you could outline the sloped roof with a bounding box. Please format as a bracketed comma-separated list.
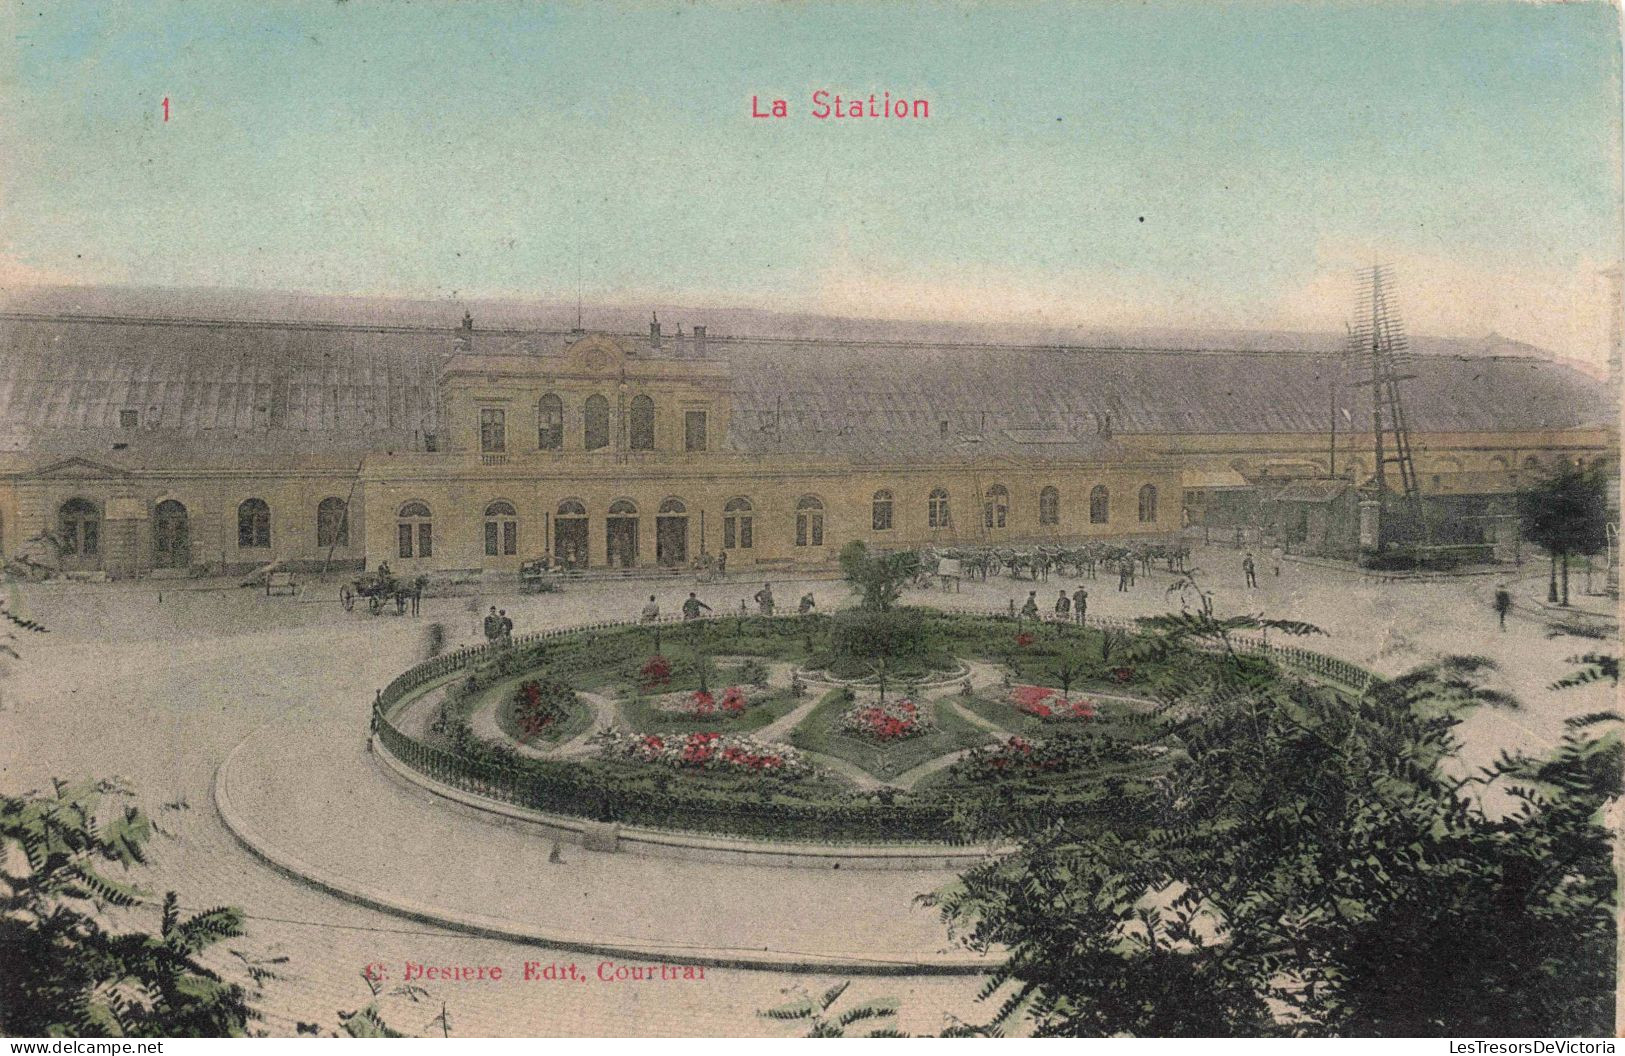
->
[0, 314, 1610, 467]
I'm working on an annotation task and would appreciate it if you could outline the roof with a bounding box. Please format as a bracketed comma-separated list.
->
[0, 314, 1611, 466]
[1268, 479, 1354, 504]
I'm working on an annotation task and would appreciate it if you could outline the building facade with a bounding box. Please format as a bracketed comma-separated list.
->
[0, 311, 1613, 578]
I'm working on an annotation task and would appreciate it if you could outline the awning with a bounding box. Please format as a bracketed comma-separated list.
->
[1181, 469, 1252, 490]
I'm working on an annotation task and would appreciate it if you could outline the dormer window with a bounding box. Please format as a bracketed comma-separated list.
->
[120, 409, 139, 429]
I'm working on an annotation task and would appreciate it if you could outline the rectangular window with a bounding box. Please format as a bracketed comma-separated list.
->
[480, 408, 506, 453]
[83, 522, 98, 555]
[398, 523, 414, 559]
[417, 523, 433, 558]
[120, 409, 139, 429]
[503, 520, 517, 556]
[724, 519, 736, 550]
[873, 503, 892, 531]
[485, 521, 499, 557]
[684, 410, 707, 452]
[795, 517, 806, 548]
[740, 518, 753, 549]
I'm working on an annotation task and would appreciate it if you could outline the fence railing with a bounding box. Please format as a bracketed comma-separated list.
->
[371, 607, 1381, 844]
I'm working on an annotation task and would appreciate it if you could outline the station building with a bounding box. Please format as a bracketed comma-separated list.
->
[0, 310, 1612, 579]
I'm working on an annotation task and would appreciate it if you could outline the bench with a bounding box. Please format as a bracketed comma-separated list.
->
[265, 571, 298, 597]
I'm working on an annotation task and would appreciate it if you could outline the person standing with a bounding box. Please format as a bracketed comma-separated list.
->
[798, 591, 816, 615]
[1493, 587, 1513, 631]
[1053, 590, 1071, 621]
[1020, 590, 1040, 623]
[483, 605, 499, 644]
[1117, 559, 1129, 593]
[754, 582, 775, 616]
[1271, 544, 1284, 577]
[716, 549, 727, 578]
[498, 609, 514, 644]
[1243, 552, 1257, 589]
[641, 594, 660, 622]
[682, 592, 712, 620]
[1072, 585, 1088, 624]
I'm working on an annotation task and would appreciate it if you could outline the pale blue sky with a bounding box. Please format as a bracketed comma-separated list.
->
[1, 1, 1620, 357]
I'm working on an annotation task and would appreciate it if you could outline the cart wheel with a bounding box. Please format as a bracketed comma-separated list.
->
[369, 594, 383, 615]
[340, 585, 354, 611]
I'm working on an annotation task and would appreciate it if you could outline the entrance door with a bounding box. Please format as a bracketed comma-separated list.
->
[656, 517, 687, 567]
[57, 498, 102, 572]
[606, 518, 638, 569]
[556, 518, 588, 569]
[153, 500, 190, 568]
[655, 498, 688, 568]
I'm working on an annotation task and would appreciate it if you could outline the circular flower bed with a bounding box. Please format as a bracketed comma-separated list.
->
[591, 728, 811, 778]
[1011, 685, 1097, 722]
[840, 697, 933, 742]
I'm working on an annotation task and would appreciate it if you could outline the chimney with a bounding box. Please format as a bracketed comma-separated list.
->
[649, 312, 661, 351]
[694, 324, 706, 358]
[674, 324, 685, 357]
[454, 310, 474, 354]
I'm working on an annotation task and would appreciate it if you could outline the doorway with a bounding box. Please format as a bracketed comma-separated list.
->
[655, 498, 688, 568]
[153, 500, 190, 568]
[555, 517, 588, 569]
[606, 518, 638, 569]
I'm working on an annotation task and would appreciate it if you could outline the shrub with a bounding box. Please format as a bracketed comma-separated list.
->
[829, 607, 928, 667]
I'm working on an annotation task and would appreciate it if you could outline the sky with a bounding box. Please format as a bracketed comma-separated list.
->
[1, 1, 1621, 364]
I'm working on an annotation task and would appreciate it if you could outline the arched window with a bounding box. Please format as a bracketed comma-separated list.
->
[723, 497, 753, 550]
[608, 498, 638, 517]
[1039, 486, 1060, 526]
[872, 489, 894, 531]
[397, 501, 432, 559]
[928, 488, 951, 529]
[1138, 484, 1158, 523]
[316, 497, 348, 549]
[238, 498, 270, 549]
[538, 393, 563, 450]
[657, 497, 686, 515]
[584, 394, 610, 451]
[1089, 485, 1109, 525]
[629, 394, 655, 451]
[59, 498, 100, 557]
[484, 500, 517, 557]
[795, 495, 825, 547]
[984, 484, 1009, 529]
[557, 498, 587, 517]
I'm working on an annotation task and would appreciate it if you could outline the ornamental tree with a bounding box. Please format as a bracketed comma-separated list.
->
[1517, 460, 1610, 607]
[928, 615, 1619, 1036]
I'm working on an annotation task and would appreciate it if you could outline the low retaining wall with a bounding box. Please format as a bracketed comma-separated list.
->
[373, 738, 1003, 871]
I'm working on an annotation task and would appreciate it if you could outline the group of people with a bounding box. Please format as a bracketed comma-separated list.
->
[1019, 586, 1090, 624]
[638, 581, 818, 623]
[482, 606, 514, 645]
[1240, 545, 1286, 588]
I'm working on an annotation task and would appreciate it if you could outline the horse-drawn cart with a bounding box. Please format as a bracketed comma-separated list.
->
[519, 557, 563, 593]
[340, 568, 424, 615]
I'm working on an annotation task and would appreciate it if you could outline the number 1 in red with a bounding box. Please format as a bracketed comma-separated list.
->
[162, 97, 169, 122]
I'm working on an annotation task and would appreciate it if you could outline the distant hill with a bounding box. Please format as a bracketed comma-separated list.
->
[0, 282, 1579, 365]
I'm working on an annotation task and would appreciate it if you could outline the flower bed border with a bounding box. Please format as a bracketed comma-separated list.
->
[371, 612, 1379, 846]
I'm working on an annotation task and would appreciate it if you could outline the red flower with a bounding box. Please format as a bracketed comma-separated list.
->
[640, 655, 673, 689]
[1015, 632, 1036, 647]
